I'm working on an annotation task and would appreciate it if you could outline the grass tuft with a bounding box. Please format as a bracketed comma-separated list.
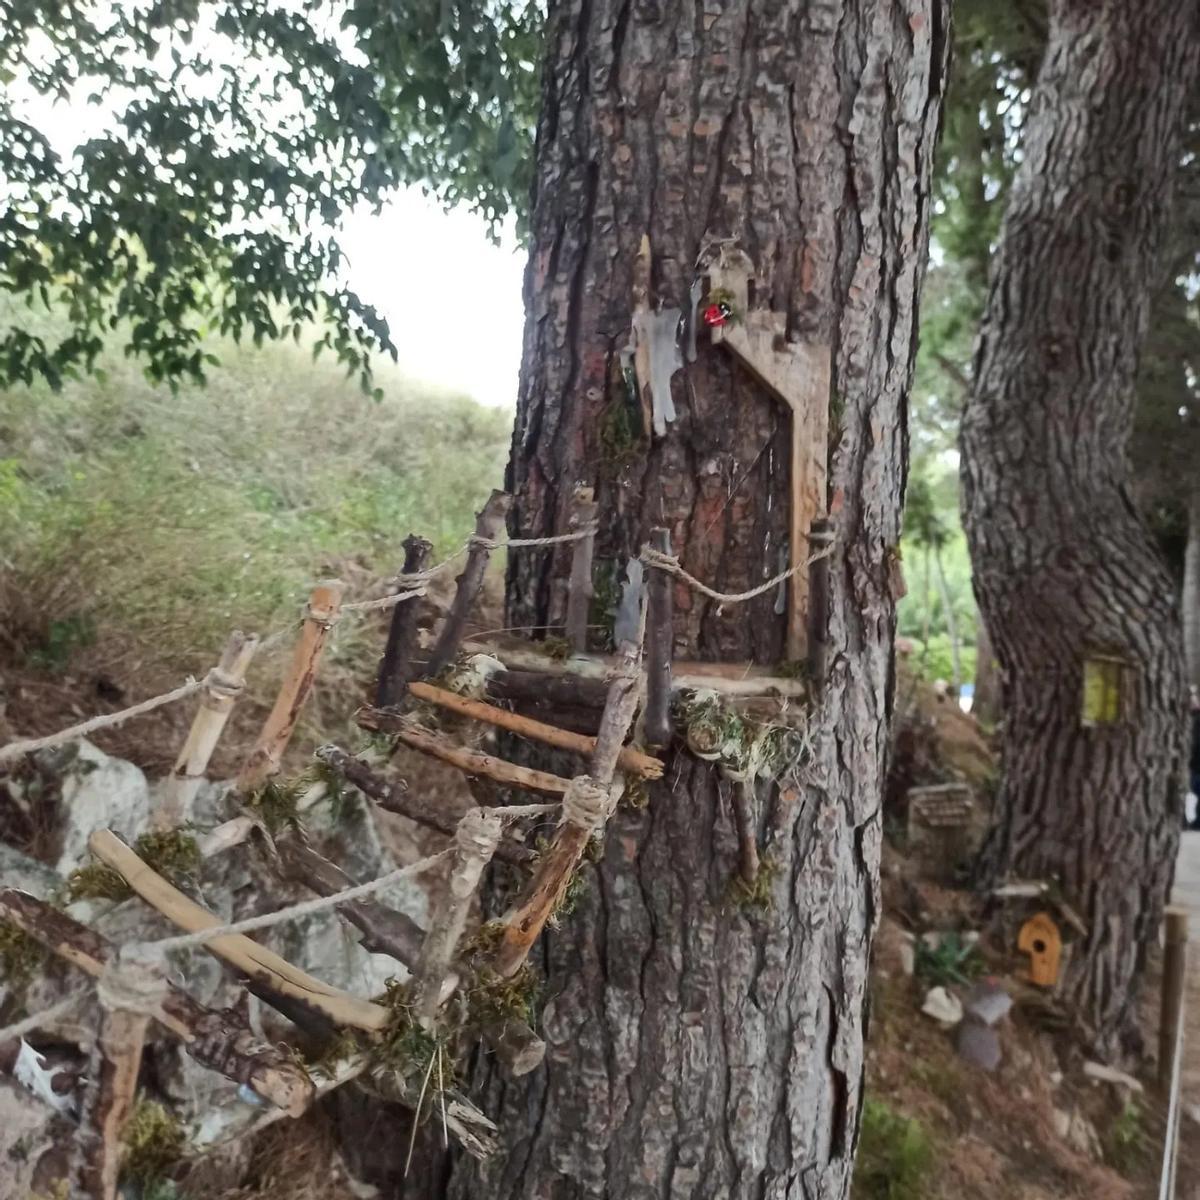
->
[853, 1097, 936, 1199]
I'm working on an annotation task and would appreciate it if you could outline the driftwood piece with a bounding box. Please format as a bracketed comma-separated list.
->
[376, 534, 432, 707]
[493, 574, 646, 978]
[87, 831, 391, 1033]
[237, 581, 343, 793]
[274, 839, 544, 1076]
[424, 490, 511, 679]
[412, 810, 502, 1024]
[315, 743, 534, 866]
[72, 1005, 148, 1200]
[0, 889, 313, 1115]
[707, 251, 831, 659]
[159, 630, 259, 829]
[460, 639, 807, 699]
[356, 710, 572, 799]
[644, 527, 674, 749]
[404, 683, 663, 779]
[806, 517, 834, 696]
[564, 486, 598, 652]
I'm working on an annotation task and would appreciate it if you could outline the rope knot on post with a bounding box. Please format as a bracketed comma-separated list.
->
[455, 807, 504, 863]
[203, 666, 245, 701]
[560, 775, 610, 833]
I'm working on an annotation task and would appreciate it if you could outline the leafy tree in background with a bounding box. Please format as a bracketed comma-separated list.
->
[0, 0, 540, 390]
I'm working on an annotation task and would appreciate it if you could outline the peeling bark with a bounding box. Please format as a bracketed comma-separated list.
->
[425, 0, 948, 1196]
[960, 0, 1200, 1054]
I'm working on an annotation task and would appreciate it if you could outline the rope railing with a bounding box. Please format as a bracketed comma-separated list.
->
[0, 518, 831, 770]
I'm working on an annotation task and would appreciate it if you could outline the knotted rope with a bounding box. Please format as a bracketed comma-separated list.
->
[560, 775, 611, 833]
[639, 539, 835, 605]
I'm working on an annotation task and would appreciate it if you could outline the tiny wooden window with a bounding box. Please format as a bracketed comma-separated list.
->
[1081, 653, 1131, 727]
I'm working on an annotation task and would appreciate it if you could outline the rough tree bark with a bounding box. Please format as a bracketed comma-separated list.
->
[423, 1, 948, 1197]
[960, 0, 1199, 1055]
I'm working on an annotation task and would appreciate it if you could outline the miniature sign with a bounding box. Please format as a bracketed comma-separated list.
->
[905, 783, 984, 883]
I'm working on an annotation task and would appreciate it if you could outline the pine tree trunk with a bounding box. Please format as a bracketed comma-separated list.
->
[1184, 486, 1200, 693]
[960, 0, 1198, 1056]
[973, 615, 1000, 725]
[429, 1, 948, 1197]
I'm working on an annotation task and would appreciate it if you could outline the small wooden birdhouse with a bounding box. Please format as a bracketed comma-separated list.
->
[1018, 911, 1062, 988]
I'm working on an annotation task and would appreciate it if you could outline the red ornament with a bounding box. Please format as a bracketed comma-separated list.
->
[703, 301, 732, 327]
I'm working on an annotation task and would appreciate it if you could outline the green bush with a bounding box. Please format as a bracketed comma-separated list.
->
[853, 1098, 936, 1200]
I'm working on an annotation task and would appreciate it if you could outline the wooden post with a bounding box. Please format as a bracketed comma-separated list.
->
[158, 631, 259, 829]
[644, 527, 674, 749]
[492, 573, 645, 978]
[707, 251, 830, 660]
[1159, 907, 1188, 1093]
[237, 581, 343, 794]
[730, 778, 760, 887]
[424, 490, 512, 679]
[73, 996, 152, 1200]
[806, 517, 835, 698]
[376, 534, 432, 707]
[0, 888, 313, 1115]
[412, 809, 503, 1024]
[564, 486, 598, 652]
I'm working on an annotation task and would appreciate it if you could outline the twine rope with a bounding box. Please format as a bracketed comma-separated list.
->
[560, 776, 610, 833]
[96, 950, 169, 1018]
[639, 540, 835, 605]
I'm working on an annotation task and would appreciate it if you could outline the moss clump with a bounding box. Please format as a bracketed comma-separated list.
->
[247, 779, 305, 837]
[853, 1097, 935, 1200]
[622, 775, 651, 810]
[307, 1027, 361, 1080]
[541, 635, 573, 661]
[466, 964, 539, 1030]
[679, 689, 808, 783]
[1104, 1099, 1149, 1174]
[66, 861, 132, 903]
[727, 854, 781, 912]
[0, 918, 48, 984]
[66, 830, 202, 902]
[121, 1099, 186, 1188]
[372, 981, 456, 1121]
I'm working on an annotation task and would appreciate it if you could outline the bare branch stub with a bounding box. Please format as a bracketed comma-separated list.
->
[376, 533, 432, 707]
[730, 777, 761, 887]
[644, 526, 675, 749]
[237, 580, 344, 794]
[424, 490, 512, 679]
[564, 486, 598, 652]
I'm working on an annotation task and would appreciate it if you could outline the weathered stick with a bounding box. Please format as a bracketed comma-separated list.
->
[806, 517, 835, 697]
[730, 778, 760, 886]
[424, 490, 512, 679]
[237, 581, 343, 793]
[87, 831, 390, 1033]
[564, 486, 598, 651]
[0, 889, 313, 1115]
[159, 631, 259, 829]
[412, 810, 502, 1024]
[492, 570, 646, 978]
[404, 684, 664, 779]
[356, 711, 573, 798]
[315, 743, 534, 866]
[72, 1002, 150, 1200]
[376, 534, 432, 707]
[644, 527, 674, 749]
[460, 640, 807, 699]
[631, 233, 654, 436]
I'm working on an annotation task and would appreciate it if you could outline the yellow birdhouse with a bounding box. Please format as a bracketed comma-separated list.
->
[1018, 911, 1062, 988]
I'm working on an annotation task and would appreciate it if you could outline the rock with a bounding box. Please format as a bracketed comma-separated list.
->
[1051, 1106, 1071, 1139]
[1082, 1061, 1144, 1093]
[964, 978, 1013, 1026]
[956, 1018, 1002, 1070]
[921, 986, 964, 1026]
[0, 1076, 71, 1197]
[51, 739, 151, 874]
[0, 843, 61, 900]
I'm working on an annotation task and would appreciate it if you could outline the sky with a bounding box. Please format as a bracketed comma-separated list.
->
[340, 193, 526, 409]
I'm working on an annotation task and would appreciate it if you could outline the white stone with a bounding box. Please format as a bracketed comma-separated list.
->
[52, 739, 151, 874]
[920, 986, 964, 1027]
